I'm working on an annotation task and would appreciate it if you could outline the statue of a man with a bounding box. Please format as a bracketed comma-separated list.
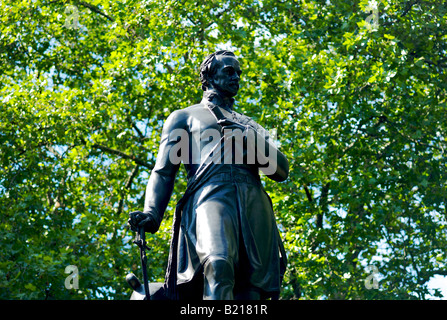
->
[128, 50, 289, 300]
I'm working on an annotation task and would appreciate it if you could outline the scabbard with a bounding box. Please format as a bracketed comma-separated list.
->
[138, 226, 151, 300]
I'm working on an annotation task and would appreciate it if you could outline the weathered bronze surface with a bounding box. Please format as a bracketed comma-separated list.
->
[128, 50, 289, 300]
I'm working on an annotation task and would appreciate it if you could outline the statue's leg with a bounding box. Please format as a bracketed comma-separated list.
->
[202, 255, 235, 300]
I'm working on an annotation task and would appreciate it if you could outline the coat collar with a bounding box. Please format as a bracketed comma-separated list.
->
[201, 89, 235, 111]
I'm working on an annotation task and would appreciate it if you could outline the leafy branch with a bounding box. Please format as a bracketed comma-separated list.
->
[79, 137, 153, 169]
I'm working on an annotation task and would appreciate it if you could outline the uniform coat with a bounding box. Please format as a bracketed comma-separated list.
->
[144, 92, 287, 299]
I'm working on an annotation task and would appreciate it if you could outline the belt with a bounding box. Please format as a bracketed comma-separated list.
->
[203, 167, 261, 185]
[187, 165, 261, 186]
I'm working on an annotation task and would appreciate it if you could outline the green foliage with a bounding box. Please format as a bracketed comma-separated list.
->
[1, 0, 446, 299]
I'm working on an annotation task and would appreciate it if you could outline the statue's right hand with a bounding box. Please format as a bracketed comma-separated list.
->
[128, 211, 159, 234]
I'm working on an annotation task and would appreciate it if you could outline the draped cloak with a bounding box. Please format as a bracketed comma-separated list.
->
[162, 102, 287, 300]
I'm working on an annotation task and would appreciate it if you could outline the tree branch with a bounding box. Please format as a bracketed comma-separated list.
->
[77, 1, 115, 22]
[117, 164, 140, 216]
[418, 269, 447, 285]
[80, 137, 153, 169]
[400, 0, 420, 18]
[92, 143, 153, 169]
[303, 183, 313, 203]
[131, 123, 145, 140]
[384, 118, 443, 152]
[317, 182, 330, 229]
[125, 164, 140, 189]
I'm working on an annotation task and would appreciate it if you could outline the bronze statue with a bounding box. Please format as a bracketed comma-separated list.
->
[128, 50, 289, 300]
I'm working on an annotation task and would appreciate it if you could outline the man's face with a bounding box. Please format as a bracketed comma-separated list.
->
[210, 56, 242, 98]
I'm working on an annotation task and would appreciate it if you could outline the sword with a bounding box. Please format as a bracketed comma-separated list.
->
[133, 225, 151, 300]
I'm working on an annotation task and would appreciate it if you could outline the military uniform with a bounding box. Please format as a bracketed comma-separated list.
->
[144, 92, 286, 300]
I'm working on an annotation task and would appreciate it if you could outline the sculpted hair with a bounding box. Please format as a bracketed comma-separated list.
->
[199, 50, 236, 91]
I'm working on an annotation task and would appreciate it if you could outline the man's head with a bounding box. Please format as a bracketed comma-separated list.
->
[200, 50, 242, 97]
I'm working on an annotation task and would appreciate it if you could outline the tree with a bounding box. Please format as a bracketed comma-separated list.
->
[1, 0, 446, 299]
